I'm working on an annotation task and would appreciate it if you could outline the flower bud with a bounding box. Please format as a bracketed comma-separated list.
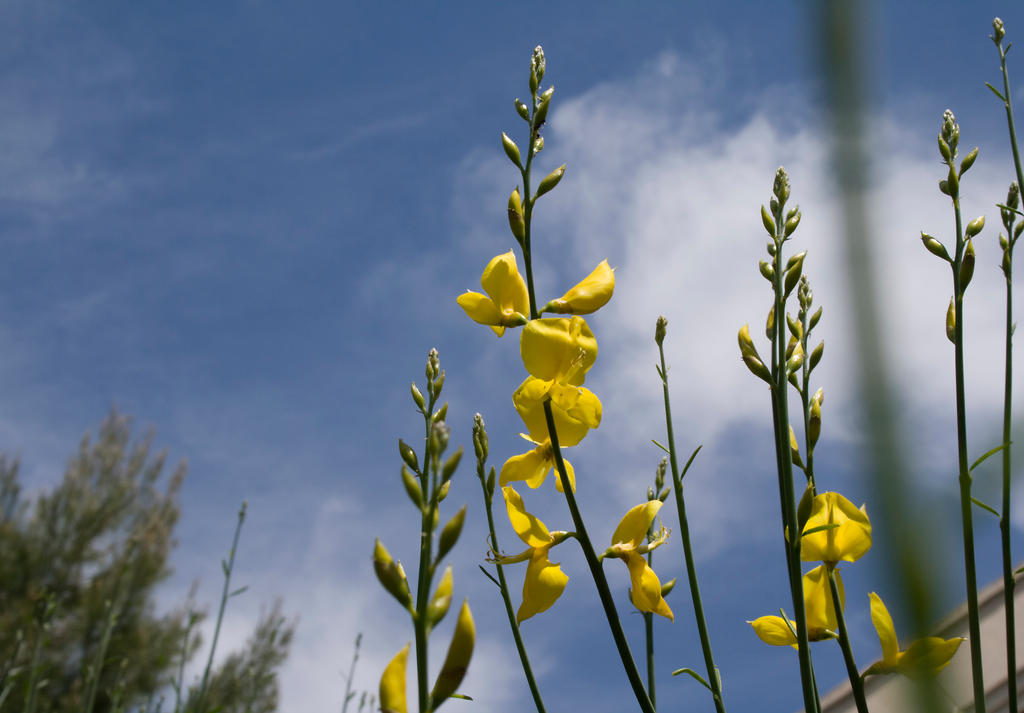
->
[661, 578, 677, 597]
[790, 426, 804, 469]
[787, 313, 802, 340]
[433, 403, 448, 424]
[472, 413, 488, 463]
[431, 600, 475, 704]
[430, 421, 450, 455]
[373, 539, 413, 609]
[535, 164, 566, 198]
[410, 382, 426, 411]
[401, 465, 424, 509]
[809, 395, 822, 449]
[427, 348, 440, 380]
[809, 340, 824, 373]
[398, 439, 419, 472]
[784, 210, 802, 237]
[655, 316, 668, 346]
[960, 239, 976, 289]
[765, 305, 775, 340]
[921, 232, 950, 261]
[515, 98, 530, 121]
[773, 167, 790, 204]
[938, 135, 952, 162]
[994, 18, 1006, 45]
[486, 465, 496, 499]
[759, 260, 774, 282]
[761, 205, 776, 236]
[541, 260, 615, 315]
[786, 343, 804, 375]
[437, 505, 467, 562]
[531, 45, 546, 83]
[508, 188, 526, 242]
[442, 446, 463, 482]
[784, 252, 806, 298]
[533, 136, 544, 153]
[437, 479, 451, 503]
[380, 643, 410, 713]
[959, 147, 978, 176]
[946, 296, 957, 343]
[501, 132, 522, 167]
[534, 87, 554, 127]
[427, 565, 454, 626]
[965, 215, 985, 239]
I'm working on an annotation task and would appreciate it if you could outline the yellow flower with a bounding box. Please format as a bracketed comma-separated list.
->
[513, 376, 602, 448]
[606, 501, 673, 620]
[520, 316, 598, 385]
[541, 260, 615, 315]
[862, 592, 964, 678]
[801, 492, 871, 565]
[456, 251, 530, 336]
[499, 435, 576, 493]
[497, 486, 570, 623]
[749, 565, 843, 646]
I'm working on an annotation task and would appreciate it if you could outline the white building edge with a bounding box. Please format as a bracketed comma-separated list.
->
[820, 572, 1024, 713]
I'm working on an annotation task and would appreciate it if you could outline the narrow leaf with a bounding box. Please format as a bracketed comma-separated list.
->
[987, 82, 1008, 102]
[671, 667, 712, 691]
[802, 523, 840, 537]
[971, 497, 1000, 517]
[651, 439, 671, 455]
[969, 442, 1010, 472]
[679, 445, 703, 481]
[229, 586, 249, 598]
[478, 565, 500, 588]
[449, 693, 474, 700]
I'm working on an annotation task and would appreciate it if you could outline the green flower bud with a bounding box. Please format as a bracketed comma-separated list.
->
[921, 232, 951, 261]
[442, 446, 463, 482]
[965, 215, 985, 239]
[808, 306, 823, 331]
[809, 391, 822, 448]
[433, 402, 448, 423]
[431, 600, 475, 704]
[437, 505, 467, 563]
[430, 421, 450, 455]
[994, 18, 1006, 45]
[437, 479, 451, 503]
[946, 296, 956, 343]
[655, 316, 668, 346]
[959, 147, 978, 176]
[515, 98, 530, 121]
[373, 539, 413, 609]
[773, 167, 791, 204]
[661, 578, 677, 597]
[411, 382, 426, 411]
[428, 565, 454, 626]
[759, 260, 774, 282]
[784, 252, 805, 298]
[761, 205, 776, 236]
[959, 239, 976, 289]
[508, 188, 526, 242]
[784, 210, 802, 237]
[501, 132, 522, 168]
[536, 164, 566, 198]
[472, 413, 488, 463]
[534, 87, 554, 126]
[398, 439, 419, 472]
[765, 305, 775, 340]
[401, 465, 424, 509]
[938, 135, 952, 162]
[809, 340, 824, 373]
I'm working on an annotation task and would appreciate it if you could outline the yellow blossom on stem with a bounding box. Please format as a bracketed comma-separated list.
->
[513, 376, 602, 448]
[456, 251, 530, 336]
[520, 316, 598, 384]
[499, 435, 576, 493]
[495, 486, 570, 623]
[605, 500, 673, 620]
[801, 491, 872, 566]
[541, 260, 615, 315]
[863, 593, 964, 679]
[749, 565, 843, 646]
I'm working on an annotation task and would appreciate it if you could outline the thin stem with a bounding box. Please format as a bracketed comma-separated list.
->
[195, 503, 247, 713]
[771, 228, 819, 713]
[542, 401, 656, 713]
[998, 38, 1022, 713]
[950, 191, 986, 713]
[644, 608, 655, 710]
[477, 462, 548, 713]
[827, 569, 869, 713]
[82, 599, 121, 713]
[656, 339, 726, 713]
[341, 634, 362, 713]
[414, 392, 438, 713]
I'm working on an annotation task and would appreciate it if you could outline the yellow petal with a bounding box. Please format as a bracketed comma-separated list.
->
[542, 260, 615, 315]
[552, 457, 575, 494]
[624, 551, 673, 620]
[749, 616, 799, 647]
[502, 485, 552, 549]
[513, 377, 592, 446]
[520, 317, 597, 385]
[379, 643, 411, 713]
[612, 501, 663, 549]
[500, 445, 554, 490]
[480, 251, 529, 321]
[803, 565, 842, 639]
[549, 382, 602, 429]
[517, 547, 569, 622]
[868, 592, 900, 663]
[801, 492, 872, 564]
[456, 292, 503, 330]
[900, 636, 964, 678]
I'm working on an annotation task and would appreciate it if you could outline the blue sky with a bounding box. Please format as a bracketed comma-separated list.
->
[7, 1, 1024, 711]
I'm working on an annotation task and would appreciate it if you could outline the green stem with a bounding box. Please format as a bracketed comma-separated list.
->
[827, 568, 869, 713]
[644, 608, 655, 710]
[82, 599, 120, 713]
[414, 394, 438, 713]
[542, 401, 656, 713]
[771, 232, 819, 713]
[656, 340, 726, 713]
[477, 465, 548, 713]
[998, 40, 1022, 713]
[950, 192, 986, 713]
[195, 503, 247, 713]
